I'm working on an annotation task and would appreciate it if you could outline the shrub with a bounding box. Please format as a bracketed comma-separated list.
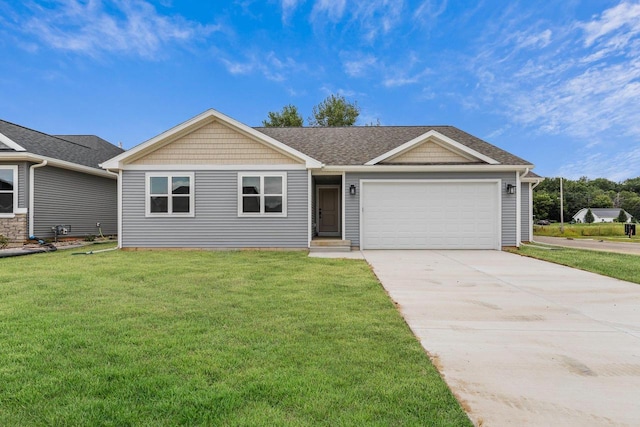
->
[0, 234, 8, 249]
[84, 234, 96, 242]
[617, 209, 628, 223]
[584, 208, 595, 224]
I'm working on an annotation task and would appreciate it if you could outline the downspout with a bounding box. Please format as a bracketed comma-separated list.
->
[105, 169, 121, 249]
[28, 160, 48, 237]
[530, 178, 542, 242]
[517, 168, 530, 246]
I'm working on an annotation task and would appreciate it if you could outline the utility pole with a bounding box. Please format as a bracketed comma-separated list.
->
[560, 177, 564, 233]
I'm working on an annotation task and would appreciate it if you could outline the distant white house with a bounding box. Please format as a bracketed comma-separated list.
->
[573, 208, 633, 223]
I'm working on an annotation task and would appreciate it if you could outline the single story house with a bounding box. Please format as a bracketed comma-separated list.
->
[101, 109, 541, 250]
[0, 119, 123, 242]
[573, 208, 633, 223]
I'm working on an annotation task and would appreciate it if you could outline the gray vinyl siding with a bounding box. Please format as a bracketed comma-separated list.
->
[345, 171, 518, 248]
[33, 166, 118, 238]
[521, 182, 531, 242]
[121, 170, 308, 248]
[0, 161, 27, 209]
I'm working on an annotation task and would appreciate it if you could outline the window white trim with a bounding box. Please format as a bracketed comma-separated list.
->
[237, 172, 287, 217]
[0, 165, 18, 218]
[145, 172, 195, 217]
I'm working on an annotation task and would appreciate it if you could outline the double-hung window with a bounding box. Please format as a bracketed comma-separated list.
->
[0, 166, 17, 217]
[146, 173, 194, 217]
[238, 173, 287, 217]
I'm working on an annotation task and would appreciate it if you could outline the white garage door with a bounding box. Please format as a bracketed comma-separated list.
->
[361, 181, 500, 249]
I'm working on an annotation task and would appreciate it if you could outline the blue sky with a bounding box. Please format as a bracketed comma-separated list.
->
[1, 1, 639, 180]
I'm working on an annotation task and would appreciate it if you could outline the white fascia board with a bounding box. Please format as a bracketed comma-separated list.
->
[0, 152, 116, 179]
[0, 132, 27, 151]
[121, 163, 307, 171]
[522, 176, 543, 183]
[100, 109, 323, 170]
[364, 130, 499, 165]
[320, 164, 534, 173]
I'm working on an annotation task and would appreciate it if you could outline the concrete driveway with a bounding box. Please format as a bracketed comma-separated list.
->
[363, 250, 640, 427]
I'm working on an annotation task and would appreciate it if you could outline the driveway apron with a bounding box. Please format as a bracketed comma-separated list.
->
[363, 250, 640, 427]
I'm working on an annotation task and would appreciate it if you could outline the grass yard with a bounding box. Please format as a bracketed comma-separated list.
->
[534, 222, 640, 242]
[0, 246, 470, 426]
[512, 244, 640, 285]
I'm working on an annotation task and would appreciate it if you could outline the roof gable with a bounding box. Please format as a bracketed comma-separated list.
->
[575, 208, 632, 218]
[102, 109, 322, 169]
[130, 120, 302, 166]
[381, 139, 475, 164]
[368, 130, 497, 165]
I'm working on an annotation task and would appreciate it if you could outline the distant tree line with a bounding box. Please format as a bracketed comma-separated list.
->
[534, 177, 640, 222]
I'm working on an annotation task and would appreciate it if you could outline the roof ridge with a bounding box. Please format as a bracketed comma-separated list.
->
[253, 125, 455, 129]
[0, 119, 93, 151]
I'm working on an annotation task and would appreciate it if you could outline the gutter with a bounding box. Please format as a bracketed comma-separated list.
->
[0, 153, 115, 179]
[317, 164, 535, 173]
[28, 160, 48, 237]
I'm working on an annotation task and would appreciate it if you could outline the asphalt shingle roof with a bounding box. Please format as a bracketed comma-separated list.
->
[256, 126, 532, 166]
[0, 120, 123, 169]
[583, 208, 632, 218]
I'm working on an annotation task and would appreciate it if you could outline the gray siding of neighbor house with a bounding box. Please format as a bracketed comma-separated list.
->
[121, 170, 308, 248]
[521, 182, 531, 242]
[0, 161, 28, 209]
[33, 166, 118, 238]
[345, 171, 518, 247]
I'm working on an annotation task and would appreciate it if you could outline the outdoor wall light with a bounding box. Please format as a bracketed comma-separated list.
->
[349, 184, 357, 195]
[506, 184, 516, 194]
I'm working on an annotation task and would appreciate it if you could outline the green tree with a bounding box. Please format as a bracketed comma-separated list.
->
[262, 104, 304, 127]
[620, 191, 640, 220]
[308, 94, 360, 127]
[591, 178, 619, 193]
[591, 193, 614, 208]
[584, 208, 595, 224]
[616, 209, 629, 223]
[533, 191, 554, 220]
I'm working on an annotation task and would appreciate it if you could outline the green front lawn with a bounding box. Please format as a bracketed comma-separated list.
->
[512, 244, 640, 284]
[534, 222, 640, 242]
[0, 247, 470, 426]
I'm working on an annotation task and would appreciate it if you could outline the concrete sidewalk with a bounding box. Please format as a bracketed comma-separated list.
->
[364, 250, 640, 427]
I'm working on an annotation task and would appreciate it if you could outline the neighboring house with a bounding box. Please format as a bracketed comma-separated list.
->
[573, 208, 633, 223]
[101, 109, 541, 250]
[0, 119, 123, 242]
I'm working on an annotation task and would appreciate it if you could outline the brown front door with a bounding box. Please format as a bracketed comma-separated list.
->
[318, 186, 340, 236]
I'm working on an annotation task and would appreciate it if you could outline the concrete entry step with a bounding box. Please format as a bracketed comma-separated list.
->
[309, 239, 351, 252]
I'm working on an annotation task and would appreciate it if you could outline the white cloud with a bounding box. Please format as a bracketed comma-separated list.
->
[558, 147, 640, 181]
[352, 0, 404, 41]
[342, 54, 377, 77]
[516, 29, 552, 49]
[221, 51, 303, 82]
[413, 0, 448, 23]
[281, 0, 302, 23]
[310, 0, 404, 41]
[470, 1, 640, 141]
[311, 0, 346, 21]
[16, 0, 220, 59]
[383, 67, 431, 87]
[581, 1, 640, 47]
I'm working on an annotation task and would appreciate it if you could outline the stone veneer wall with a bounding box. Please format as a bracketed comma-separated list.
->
[0, 214, 27, 243]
